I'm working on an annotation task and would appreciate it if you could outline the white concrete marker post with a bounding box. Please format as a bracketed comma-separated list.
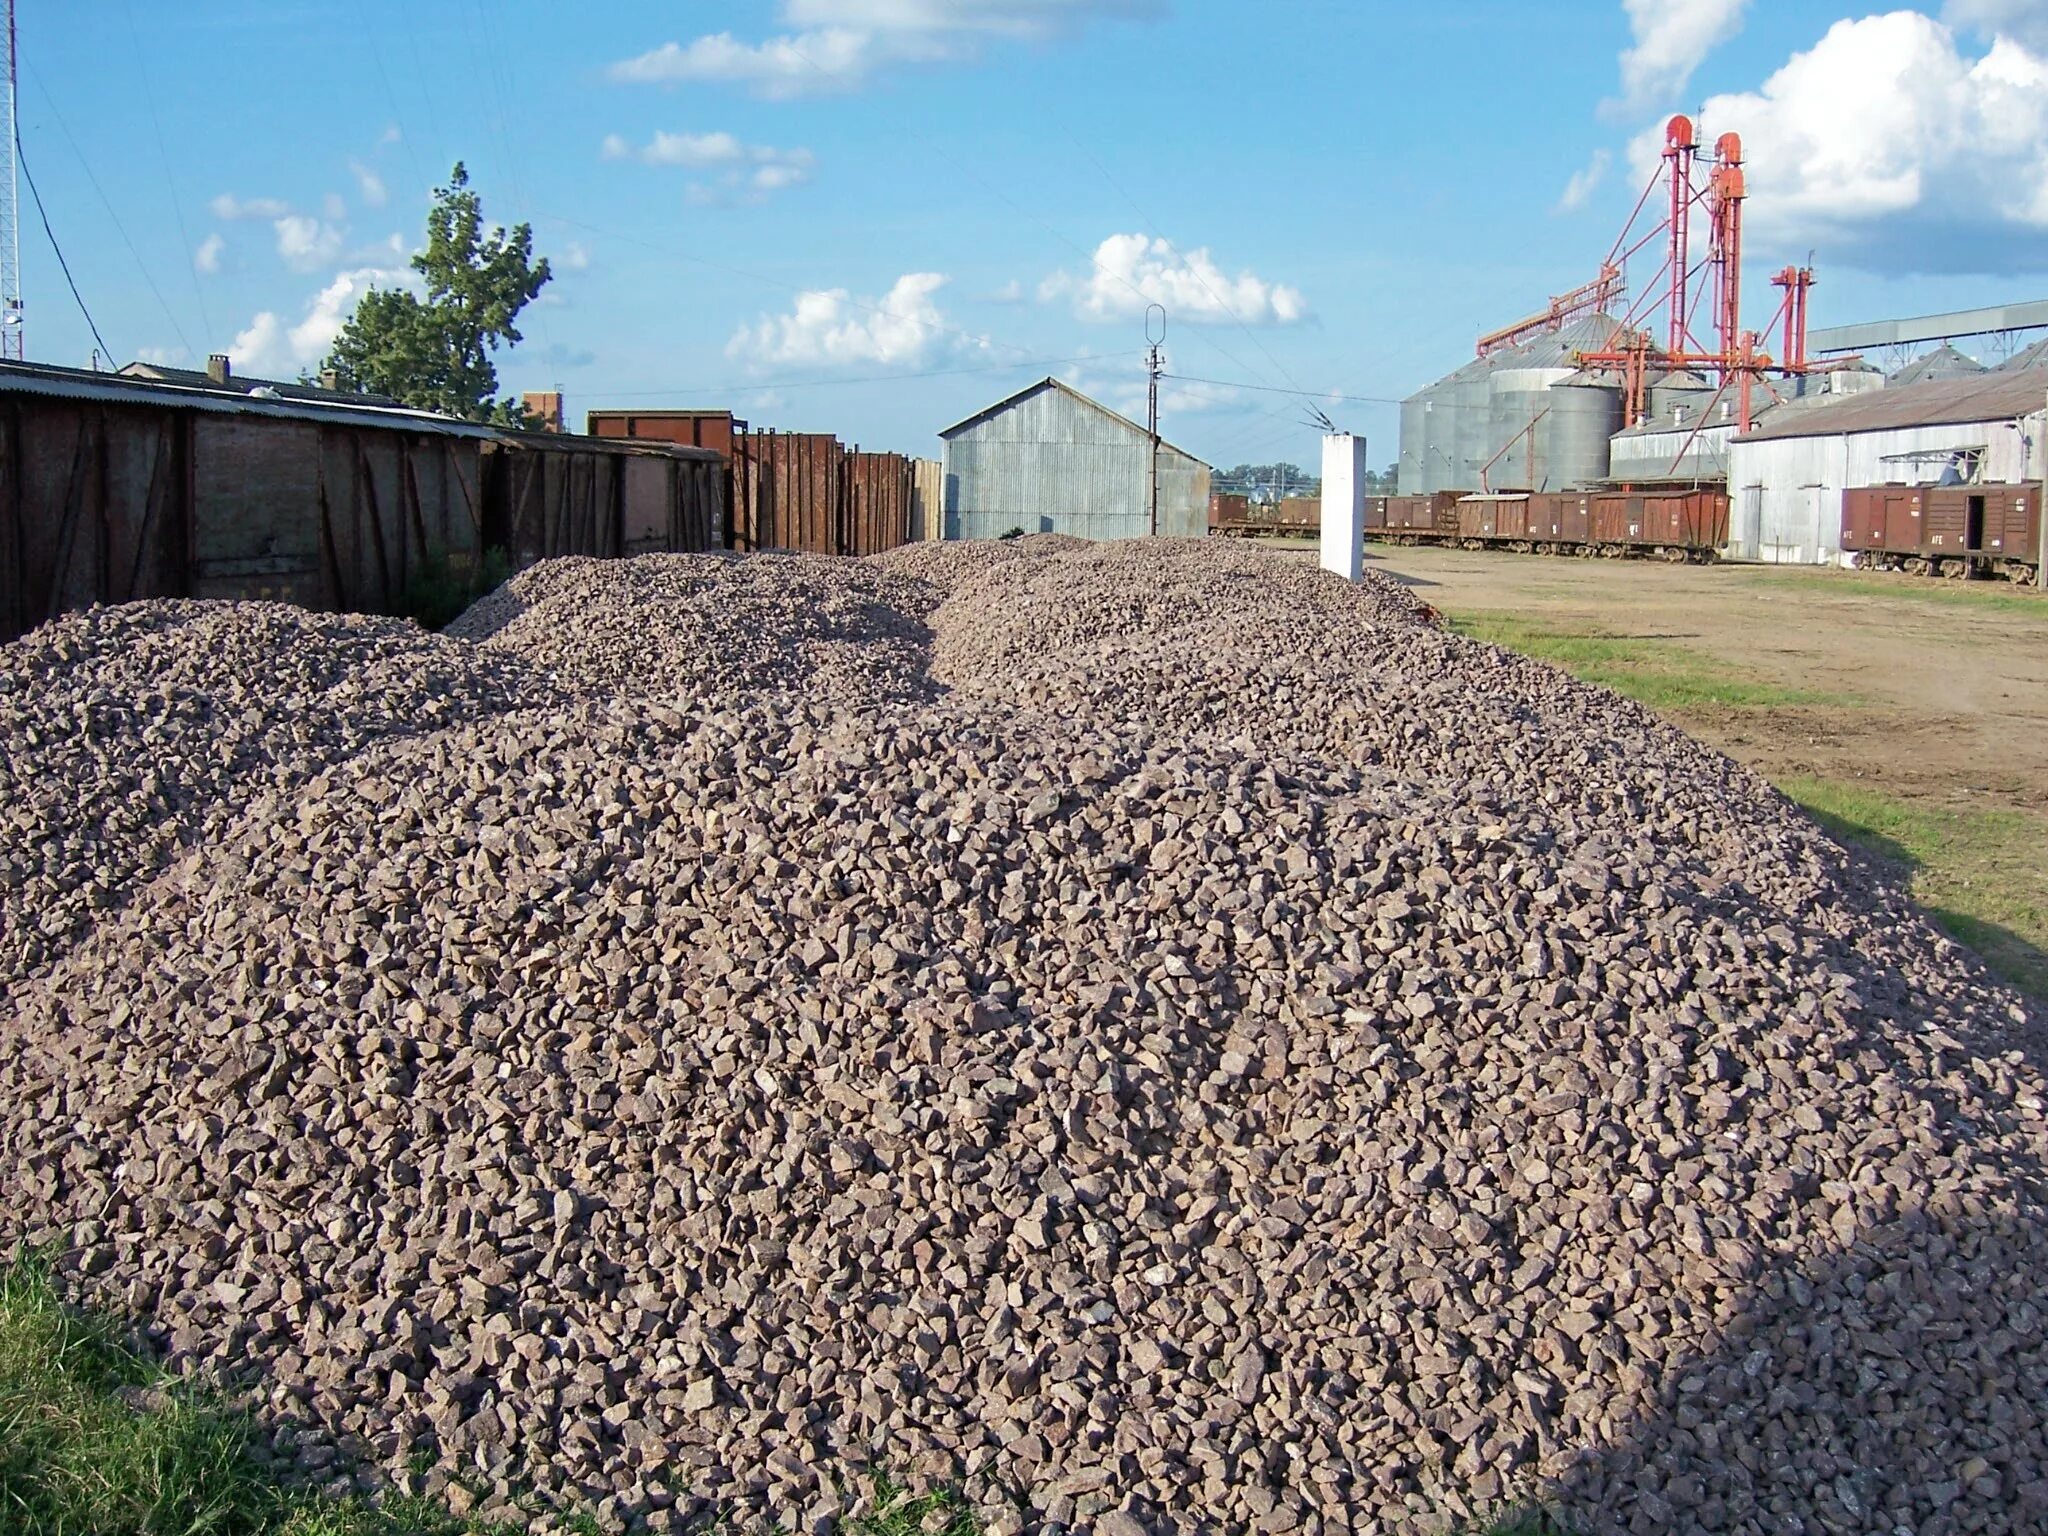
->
[1321, 433, 1367, 581]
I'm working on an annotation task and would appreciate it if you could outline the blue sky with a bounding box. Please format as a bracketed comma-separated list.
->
[19, 1, 2048, 468]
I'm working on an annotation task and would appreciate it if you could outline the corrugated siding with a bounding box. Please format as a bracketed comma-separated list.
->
[1728, 414, 2040, 565]
[943, 386, 1208, 539]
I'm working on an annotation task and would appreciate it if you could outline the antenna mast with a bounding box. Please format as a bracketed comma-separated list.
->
[0, 0, 20, 359]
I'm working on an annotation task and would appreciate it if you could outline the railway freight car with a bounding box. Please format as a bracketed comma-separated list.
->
[1373, 489, 1728, 561]
[1208, 492, 1321, 539]
[1841, 484, 2039, 581]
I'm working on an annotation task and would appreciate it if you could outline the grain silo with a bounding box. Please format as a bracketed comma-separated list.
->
[1547, 371, 1625, 487]
[1399, 354, 1491, 494]
[1479, 316, 1623, 490]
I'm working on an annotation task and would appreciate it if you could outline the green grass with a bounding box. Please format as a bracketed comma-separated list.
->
[1, 1250, 989, 1536]
[836, 1477, 981, 1536]
[1446, 613, 1843, 712]
[0, 1250, 565, 1535]
[1738, 567, 2048, 618]
[1777, 777, 2048, 1000]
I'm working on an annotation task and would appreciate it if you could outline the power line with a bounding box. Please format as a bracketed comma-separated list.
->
[1162, 370, 1403, 406]
[24, 66, 188, 359]
[17, 126, 109, 362]
[123, 0, 212, 348]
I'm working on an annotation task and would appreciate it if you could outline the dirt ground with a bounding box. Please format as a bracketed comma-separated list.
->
[1370, 543, 2048, 812]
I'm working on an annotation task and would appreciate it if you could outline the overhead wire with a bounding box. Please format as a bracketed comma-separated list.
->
[1162, 370, 1401, 405]
[24, 67, 191, 360]
[123, 0, 212, 349]
[17, 127, 112, 362]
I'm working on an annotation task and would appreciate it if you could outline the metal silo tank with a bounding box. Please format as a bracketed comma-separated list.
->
[1399, 380, 1437, 494]
[1452, 355, 1497, 490]
[1548, 371, 1623, 488]
[1485, 364, 1572, 490]
[1407, 356, 1485, 493]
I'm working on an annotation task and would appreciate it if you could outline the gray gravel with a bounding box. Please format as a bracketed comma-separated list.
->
[4, 536, 2046, 1536]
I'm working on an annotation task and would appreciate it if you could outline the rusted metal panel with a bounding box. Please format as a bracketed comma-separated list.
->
[1364, 496, 1387, 531]
[1527, 493, 1565, 542]
[1557, 495, 1592, 543]
[0, 396, 195, 641]
[1274, 496, 1319, 532]
[586, 409, 742, 460]
[1457, 497, 1499, 540]
[1987, 486, 2039, 560]
[1209, 491, 1249, 532]
[1590, 492, 1646, 546]
[1840, 487, 1888, 552]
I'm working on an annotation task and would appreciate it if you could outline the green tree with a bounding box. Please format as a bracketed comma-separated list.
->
[325, 163, 551, 425]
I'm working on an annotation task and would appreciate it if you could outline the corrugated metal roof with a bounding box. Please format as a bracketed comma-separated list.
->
[1996, 337, 2048, 373]
[117, 360, 403, 407]
[1885, 343, 1984, 387]
[937, 376, 1209, 465]
[1744, 366, 2048, 441]
[0, 359, 497, 437]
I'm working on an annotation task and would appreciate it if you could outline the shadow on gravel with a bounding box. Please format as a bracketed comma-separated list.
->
[1545, 1203, 2048, 1533]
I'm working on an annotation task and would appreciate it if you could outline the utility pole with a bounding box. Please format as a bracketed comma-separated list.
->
[2038, 385, 2046, 591]
[1145, 304, 1164, 537]
[0, 0, 22, 359]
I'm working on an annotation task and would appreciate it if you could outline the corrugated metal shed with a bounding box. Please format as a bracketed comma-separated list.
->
[939, 377, 1212, 540]
[1727, 366, 2048, 564]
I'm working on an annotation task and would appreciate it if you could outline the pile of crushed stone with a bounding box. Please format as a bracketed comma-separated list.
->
[4, 537, 2045, 1536]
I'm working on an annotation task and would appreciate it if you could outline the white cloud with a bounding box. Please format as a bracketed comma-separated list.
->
[561, 240, 592, 272]
[1041, 234, 1307, 326]
[726, 272, 972, 367]
[1649, 12, 2048, 272]
[609, 0, 1153, 97]
[274, 214, 347, 273]
[134, 345, 191, 367]
[231, 266, 413, 378]
[193, 233, 226, 275]
[607, 128, 817, 201]
[321, 191, 348, 221]
[1555, 150, 1611, 213]
[1945, 0, 2048, 50]
[210, 193, 291, 221]
[1613, 0, 1748, 112]
[350, 159, 389, 207]
[378, 124, 403, 147]
[987, 278, 1026, 303]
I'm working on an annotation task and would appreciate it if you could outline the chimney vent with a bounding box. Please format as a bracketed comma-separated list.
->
[206, 353, 231, 385]
[318, 369, 340, 391]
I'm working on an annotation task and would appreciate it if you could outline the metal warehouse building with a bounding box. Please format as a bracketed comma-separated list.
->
[939, 377, 1211, 540]
[1726, 366, 2048, 565]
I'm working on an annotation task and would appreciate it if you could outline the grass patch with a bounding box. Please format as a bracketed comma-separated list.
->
[1738, 567, 2048, 618]
[1778, 776, 2048, 1000]
[0, 1250, 987, 1536]
[0, 1251, 561, 1535]
[841, 1476, 981, 1535]
[1446, 613, 1841, 712]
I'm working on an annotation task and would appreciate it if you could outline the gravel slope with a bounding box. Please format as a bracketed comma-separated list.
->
[4, 536, 2045, 1536]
